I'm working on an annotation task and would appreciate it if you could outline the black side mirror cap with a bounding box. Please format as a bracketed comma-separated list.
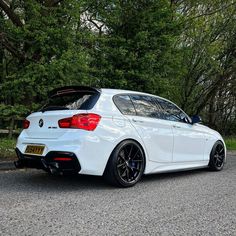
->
[191, 115, 202, 124]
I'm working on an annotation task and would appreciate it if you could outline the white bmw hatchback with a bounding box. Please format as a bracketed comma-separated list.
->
[15, 86, 226, 187]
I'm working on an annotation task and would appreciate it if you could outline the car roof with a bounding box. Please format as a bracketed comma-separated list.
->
[101, 88, 171, 102]
[101, 88, 156, 97]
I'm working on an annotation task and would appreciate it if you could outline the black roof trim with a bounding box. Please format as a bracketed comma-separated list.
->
[48, 86, 100, 98]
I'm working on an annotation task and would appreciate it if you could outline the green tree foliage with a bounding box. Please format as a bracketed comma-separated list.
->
[0, 0, 236, 135]
[85, 0, 181, 96]
[0, 0, 90, 119]
[173, 0, 236, 133]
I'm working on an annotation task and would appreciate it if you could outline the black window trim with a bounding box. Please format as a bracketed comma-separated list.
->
[113, 93, 191, 124]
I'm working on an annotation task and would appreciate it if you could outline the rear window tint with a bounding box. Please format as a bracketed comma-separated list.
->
[41, 92, 99, 111]
[113, 95, 136, 115]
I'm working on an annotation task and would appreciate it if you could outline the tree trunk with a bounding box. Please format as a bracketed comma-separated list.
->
[8, 117, 15, 139]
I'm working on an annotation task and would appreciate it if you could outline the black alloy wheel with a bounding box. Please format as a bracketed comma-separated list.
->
[104, 140, 145, 187]
[209, 141, 225, 171]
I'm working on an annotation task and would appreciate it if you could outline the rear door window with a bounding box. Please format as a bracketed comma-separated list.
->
[129, 95, 163, 119]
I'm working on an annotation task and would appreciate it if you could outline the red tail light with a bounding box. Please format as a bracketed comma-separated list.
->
[58, 113, 101, 131]
[23, 119, 30, 129]
[54, 157, 73, 161]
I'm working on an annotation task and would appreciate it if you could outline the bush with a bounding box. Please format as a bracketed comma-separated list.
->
[0, 138, 17, 160]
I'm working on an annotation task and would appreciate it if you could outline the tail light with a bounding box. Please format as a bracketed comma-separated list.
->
[23, 119, 30, 129]
[53, 157, 73, 161]
[58, 113, 101, 131]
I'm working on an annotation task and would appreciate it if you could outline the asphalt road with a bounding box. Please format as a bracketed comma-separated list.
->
[0, 153, 235, 236]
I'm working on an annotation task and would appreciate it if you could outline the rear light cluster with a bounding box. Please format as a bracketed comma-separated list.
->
[23, 119, 30, 129]
[53, 157, 72, 161]
[58, 113, 101, 131]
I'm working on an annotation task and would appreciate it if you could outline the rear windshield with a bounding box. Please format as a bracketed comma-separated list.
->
[41, 92, 99, 112]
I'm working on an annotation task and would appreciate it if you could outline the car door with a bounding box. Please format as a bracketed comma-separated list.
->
[127, 94, 174, 163]
[158, 99, 206, 162]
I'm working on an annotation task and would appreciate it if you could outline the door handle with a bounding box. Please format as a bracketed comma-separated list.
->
[173, 125, 181, 128]
[132, 118, 144, 123]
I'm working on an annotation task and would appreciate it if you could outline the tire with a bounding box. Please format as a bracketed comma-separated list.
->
[208, 141, 225, 171]
[103, 140, 145, 187]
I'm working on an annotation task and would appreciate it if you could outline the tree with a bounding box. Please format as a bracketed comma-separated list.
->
[84, 0, 181, 96]
[172, 0, 236, 133]
[0, 0, 90, 136]
[0, 0, 236, 135]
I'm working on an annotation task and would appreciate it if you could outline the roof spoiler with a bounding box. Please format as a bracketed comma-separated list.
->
[48, 86, 100, 98]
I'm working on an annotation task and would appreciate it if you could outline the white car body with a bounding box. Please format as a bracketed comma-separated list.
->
[16, 87, 226, 177]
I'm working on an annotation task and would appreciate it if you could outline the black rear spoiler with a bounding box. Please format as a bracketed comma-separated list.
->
[48, 86, 101, 98]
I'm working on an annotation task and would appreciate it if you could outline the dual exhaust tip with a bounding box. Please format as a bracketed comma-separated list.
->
[41, 159, 62, 175]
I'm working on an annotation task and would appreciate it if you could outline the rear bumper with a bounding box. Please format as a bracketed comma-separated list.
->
[15, 148, 81, 173]
[15, 132, 114, 176]
[15, 119, 141, 176]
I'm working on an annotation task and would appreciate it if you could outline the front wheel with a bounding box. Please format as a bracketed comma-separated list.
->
[104, 140, 145, 187]
[208, 141, 225, 171]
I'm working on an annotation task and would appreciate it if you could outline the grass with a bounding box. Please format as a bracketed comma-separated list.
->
[224, 137, 236, 151]
[0, 138, 17, 160]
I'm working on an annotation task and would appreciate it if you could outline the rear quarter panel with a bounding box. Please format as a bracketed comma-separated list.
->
[79, 92, 148, 175]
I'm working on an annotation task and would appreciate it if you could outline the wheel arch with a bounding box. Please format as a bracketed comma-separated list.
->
[209, 139, 226, 168]
[103, 138, 147, 175]
[215, 139, 227, 163]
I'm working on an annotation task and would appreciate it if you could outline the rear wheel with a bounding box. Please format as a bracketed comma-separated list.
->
[104, 140, 145, 187]
[209, 141, 225, 171]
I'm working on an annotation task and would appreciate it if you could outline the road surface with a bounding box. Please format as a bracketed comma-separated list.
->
[0, 153, 235, 235]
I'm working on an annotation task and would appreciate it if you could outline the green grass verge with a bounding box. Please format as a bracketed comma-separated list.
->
[224, 137, 236, 151]
[0, 138, 17, 160]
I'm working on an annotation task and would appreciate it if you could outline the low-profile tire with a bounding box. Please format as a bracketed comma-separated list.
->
[103, 140, 145, 187]
[208, 141, 225, 171]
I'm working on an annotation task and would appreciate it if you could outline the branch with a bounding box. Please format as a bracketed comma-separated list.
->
[186, 2, 236, 22]
[86, 13, 105, 35]
[0, 32, 25, 60]
[195, 73, 231, 114]
[0, 0, 23, 27]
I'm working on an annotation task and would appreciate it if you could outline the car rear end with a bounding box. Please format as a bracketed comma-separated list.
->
[15, 86, 105, 175]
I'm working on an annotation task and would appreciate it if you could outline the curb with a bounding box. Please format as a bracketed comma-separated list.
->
[0, 161, 16, 171]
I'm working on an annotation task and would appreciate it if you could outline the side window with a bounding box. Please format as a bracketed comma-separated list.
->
[113, 95, 136, 115]
[130, 95, 162, 118]
[157, 99, 188, 122]
[151, 97, 167, 120]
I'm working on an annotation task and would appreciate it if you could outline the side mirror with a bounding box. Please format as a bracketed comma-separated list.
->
[191, 115, 202, 124]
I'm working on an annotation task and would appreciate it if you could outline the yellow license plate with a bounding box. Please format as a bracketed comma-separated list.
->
[25, 145, 45, 155]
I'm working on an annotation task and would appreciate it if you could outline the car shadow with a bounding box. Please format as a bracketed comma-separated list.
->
[1, 166, 218, 193]
[19, 170, 112, 191]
